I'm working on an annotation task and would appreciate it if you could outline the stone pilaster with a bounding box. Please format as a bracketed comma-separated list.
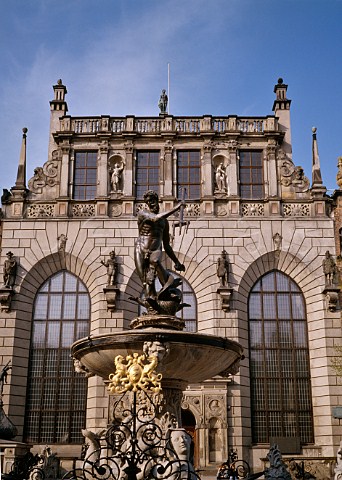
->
[97, 140, 109, 198]
[266, 139, 278, 197]
[124, 141, 134, 197]
[163, 140, 173, 198]
[227, 140, 238, 197]
[203, 141, 213, 197]
[59, 140, 71, 198]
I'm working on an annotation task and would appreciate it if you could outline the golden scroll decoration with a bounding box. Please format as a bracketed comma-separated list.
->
[108, 353, 162, 394]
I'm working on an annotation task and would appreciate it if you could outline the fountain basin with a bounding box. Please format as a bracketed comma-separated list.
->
[71, 329, 243, 384]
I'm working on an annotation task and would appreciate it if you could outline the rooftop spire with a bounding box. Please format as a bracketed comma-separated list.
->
[15, 128, 28, 189]
[311, 127, 323, 186]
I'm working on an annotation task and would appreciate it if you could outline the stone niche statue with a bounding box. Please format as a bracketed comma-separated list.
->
[130, 190, 188, 319]
[322, 250, 337, 286]
[109, 160, 125, 193]
[215, 162, 227, 194]
[158, 89, 168, 114]
[3, 251, 17, 288]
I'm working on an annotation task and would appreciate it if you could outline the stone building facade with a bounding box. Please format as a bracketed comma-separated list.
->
[0, 79, 341, 475]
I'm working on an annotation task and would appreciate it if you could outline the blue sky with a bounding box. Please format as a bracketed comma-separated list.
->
[0, 0, 341, 193]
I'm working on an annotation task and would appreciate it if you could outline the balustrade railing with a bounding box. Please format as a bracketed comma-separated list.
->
[60, 115, 276, 135]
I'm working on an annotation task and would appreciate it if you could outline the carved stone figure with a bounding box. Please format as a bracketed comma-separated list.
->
[336, 157, 342, 189]
[158, 89, 168, 114]
[322, 251, 337, 286]
[57, 234, 67, 252]
[217, 250, 229, 287]
[164, 428, 196, 480]
[110, 161, 125, 192]
[334, 441, 342, 480]
[101, 250, 118, 286]
[73, 358, 94, 378]
[215, 162, 226, 193]
[131, 190, 186, 315]
[3, 252, 17, 288]
[273, 233, 282, 251]
[0, 361, 11, 401]
[143, 341, 170, 363]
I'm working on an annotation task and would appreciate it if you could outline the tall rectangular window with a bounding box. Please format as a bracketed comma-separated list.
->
[239, 150, 264, 199]
[136, 151, 160, 199]
[73, 151, 97, 200]
[177, 151, 201, 200]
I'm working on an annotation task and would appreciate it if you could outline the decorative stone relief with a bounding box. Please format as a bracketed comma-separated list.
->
[205, 394, 226, 424]
[111, 204, 123, 217]
[216, 204, 228, 216]
[27, 203, 54, 218]
[282, 203, 310, 216]
[135, 203, 145, 215]
[185, 203, 200, 217]
[182, 394, 203, 426]
[27, 158, 59, 194]
[241, 203, 264, 216]
[71, 203, 95, 217]
[279, 150, 310, 193]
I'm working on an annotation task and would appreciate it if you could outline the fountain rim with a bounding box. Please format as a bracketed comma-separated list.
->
[71, 329, 244, 358]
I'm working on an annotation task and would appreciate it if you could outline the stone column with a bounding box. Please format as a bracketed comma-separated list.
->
[202, 141, 213, 197]
[267, 139, 278, 198]
[97, 140, 109, 198]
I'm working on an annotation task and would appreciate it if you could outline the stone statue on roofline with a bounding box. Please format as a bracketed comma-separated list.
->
[158, 89, 168, 114]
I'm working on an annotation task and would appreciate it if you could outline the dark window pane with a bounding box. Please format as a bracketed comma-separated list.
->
[249, 270, 313, 444]
[239, 150, 264, 199]
[136, 151, 160, 198]
[73, 151, 97, 200]
[177, 151, 201, 200]
[24, 272, 90, 444]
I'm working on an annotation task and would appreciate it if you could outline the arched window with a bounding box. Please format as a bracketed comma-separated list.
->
[24, 271, 90, 444]
[139, 272, 197, 332]
[248, 270, 313, 444]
